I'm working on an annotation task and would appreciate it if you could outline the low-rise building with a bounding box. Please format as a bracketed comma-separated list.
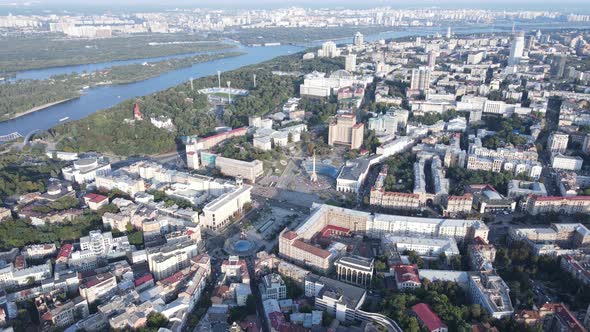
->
[95, 170, 146, 196]
[560, 255, 590, 286]
[471, 185, 516, 214]
[83, 193, 109, 211]
[279, 204, 488, 271]
[384, 235, 460, 259]
[370, 189, 422, 211]
[525, 195, 590, 215]
[305, 274, 365, 322]
[0, 260, 52, 288]
[334, 256, 374, 287]
[510, 223, 590, 255]
[543, 303, 587, 332]
[551, 154, 583, 171]
[260, 273, 287, 300]
[507, 180, 547, 199]
[78, 272, 118, 305]
[22, 244, 56, 261]
[36, 294, 89, 330]
[62, 157, 111, 184]
[147, 240, 199, 280]
[468, 238, 497, 271]
[336, 158, 371, 194]
[444, 195, 473, 216]
[392, 264, 421, 290]
[468, 271, 513, 319]
[215, 156, 263, 183]
[411, 303, 448, 332]
[201, 183, 251, 230]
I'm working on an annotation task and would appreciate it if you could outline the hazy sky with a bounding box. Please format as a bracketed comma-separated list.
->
[1, 0, 590, 12]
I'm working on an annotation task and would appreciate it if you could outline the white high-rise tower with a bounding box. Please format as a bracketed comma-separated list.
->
[345, 54, 357, 72]
[509, 31, 525, 66]
[410, 66, 431, 92]
[353, 32, 364, 46]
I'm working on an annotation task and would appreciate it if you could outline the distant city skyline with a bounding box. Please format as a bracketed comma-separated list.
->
[1, 0, 590, 13]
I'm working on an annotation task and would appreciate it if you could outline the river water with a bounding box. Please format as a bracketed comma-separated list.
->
[1, 23, 588, 136]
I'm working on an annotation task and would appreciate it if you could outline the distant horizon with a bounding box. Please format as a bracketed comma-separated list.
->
[1, 0, 590, 15]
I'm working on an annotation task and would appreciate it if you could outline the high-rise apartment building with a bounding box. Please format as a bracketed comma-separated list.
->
[410, 66, 431, 92]
[353, 32, 364, 46]
[345, 54, 356, 72]
[551, 55, 567, 78]
[427, 51, 437, 68]
[508, 31, 525, 65]
[328, 114, 364, 150]
[319, 41, 339, 58]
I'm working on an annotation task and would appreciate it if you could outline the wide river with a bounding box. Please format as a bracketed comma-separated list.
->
[0, 23, 588, 136]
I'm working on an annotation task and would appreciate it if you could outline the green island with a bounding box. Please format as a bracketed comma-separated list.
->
[0, 51, 243, 121]
[0, 34, 234, 74]
[50, 51, 332, 156]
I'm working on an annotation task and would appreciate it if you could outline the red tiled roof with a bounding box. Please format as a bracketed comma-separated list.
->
[320, 225, 350, 238]
[282, 231, 298, 240]
[472, 323, 499, 332]
[381, 191, 420, 198]
[268, 311, 286, 330]
[553, 304, 586, 332]
[412, 303, 447, 332]
[160, 271, 185, 285]
[198, 127, 247, 142]
[215, 285, 230, 297]
[393, 264, 421, 284]
[40, 311, 52, 323]
[82, 272, 114, 288]
[84, 193, 108, 203]
[448, 194, 472, 201]
[134, 274, 154, 287]
[292, 240, 331, 259]
[57, 244, 73, 259]
[278, 323, 307, 332]
[532, 195, 590, 202]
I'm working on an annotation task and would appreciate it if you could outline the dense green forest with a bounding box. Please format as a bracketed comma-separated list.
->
[380, 280, 487, 331]
[383, 152, 415, 193]
[51, 51, 344, 156]
[477, 114, 533, 149]
[0, 215, 102, 250]
[0, 52, 242, 121]
[495, 241, 590, 311]
[0, 34, 233, 73]
[446, 167, 526, 196]
[0, 153, 64, 202]
[214, 137, 283, 162]
[53, 90, 205, 156]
